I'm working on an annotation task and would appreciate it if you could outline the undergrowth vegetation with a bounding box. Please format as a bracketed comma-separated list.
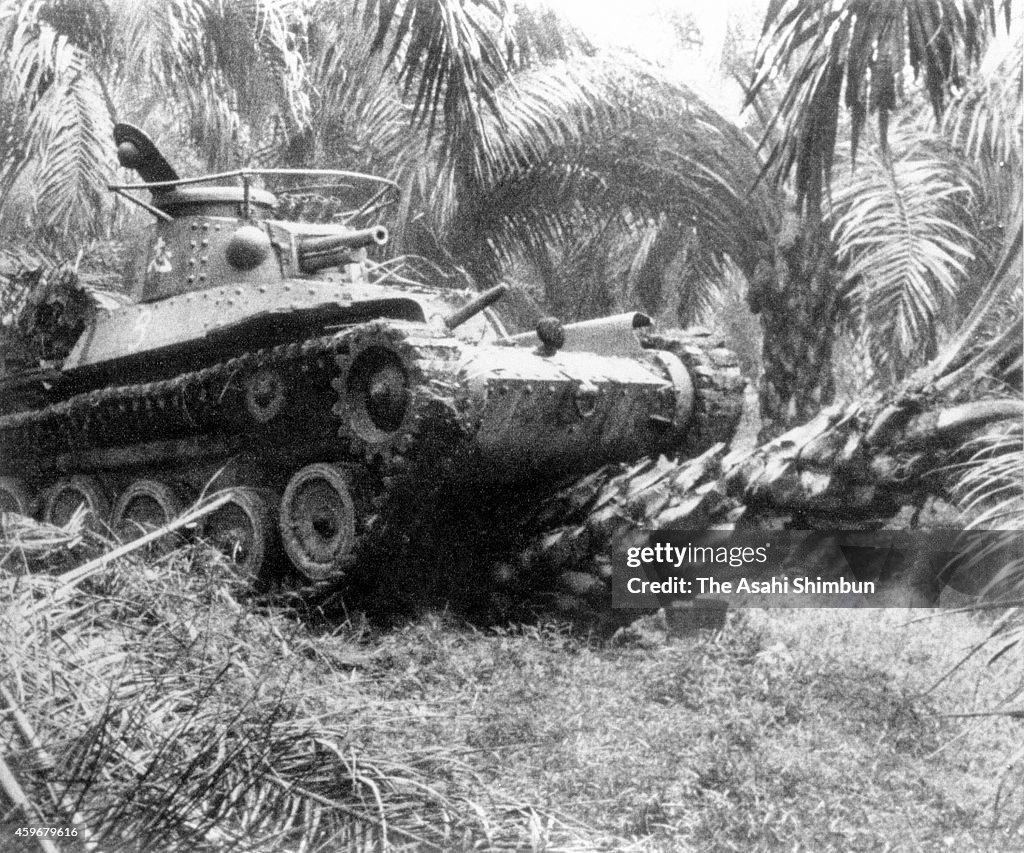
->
[1, 540, 1022, 852]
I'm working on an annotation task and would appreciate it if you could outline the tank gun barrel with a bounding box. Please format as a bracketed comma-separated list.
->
[298, 226, 389, 273]
[444, 284, 508, 330]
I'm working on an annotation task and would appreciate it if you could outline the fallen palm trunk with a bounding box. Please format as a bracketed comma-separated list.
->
[520, 390, 1021, 603]
[729, 396, 1023, 520]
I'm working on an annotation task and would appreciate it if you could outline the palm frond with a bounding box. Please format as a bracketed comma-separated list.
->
[621, 216, 724, 324]
[119, 0, 309, 166]
[30, 54, 113, 237]
[945, 24, 1022, 168]
[0, 96, 31, 211]
[440, 54, 774, 302]
[674, 250, 728, 327]
[624, 218, 664, 311]
[473, 53, 613, 182]
[928, 203, 1022, 386]
[829, 128, 979, 375]
[951, 421, 1024, 529]
[943, 24, 1022, 230]
[447, 160, 591, 290]
[506, 2, 593, 69]
[750, 0, 1004, 211]
[404, 52, 617, 281]
[944, 417, 1023, 616]
[544, 225, 622, 319]
[359, 0, 512, 149]
[1, 0, 61, 107]
[206, 0, 310, 135]
[37, 0, 113, 57]
[297, 15, 420, 174]
[0, 3, 114, 239]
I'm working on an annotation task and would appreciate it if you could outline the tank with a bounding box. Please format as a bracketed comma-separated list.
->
[0, 123, 746, 585]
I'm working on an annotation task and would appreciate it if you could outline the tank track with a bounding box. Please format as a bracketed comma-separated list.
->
[1, 335, 338, 465]
[0, 323, 464, 474]
[1, 323, 748, 622]
[639, 328, 747, 457]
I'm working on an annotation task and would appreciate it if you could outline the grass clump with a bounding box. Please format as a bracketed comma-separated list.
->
[0, 548, 596, 851]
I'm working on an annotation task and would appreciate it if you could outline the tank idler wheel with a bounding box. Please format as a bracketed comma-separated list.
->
[0, 477, 34, 516]
[279, 463, 357, 581]
[203, 487, 278, 582]
[43, 476, 110, 530]
[112, 479, 184, 542]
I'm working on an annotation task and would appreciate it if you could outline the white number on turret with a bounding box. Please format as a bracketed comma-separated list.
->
[148, 237, 173, 273]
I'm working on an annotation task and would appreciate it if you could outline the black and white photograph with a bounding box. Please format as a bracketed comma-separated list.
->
[0, 0, 1021, 850]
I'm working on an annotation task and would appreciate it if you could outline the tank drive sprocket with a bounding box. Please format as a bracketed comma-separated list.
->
[331, 323, 426, 466]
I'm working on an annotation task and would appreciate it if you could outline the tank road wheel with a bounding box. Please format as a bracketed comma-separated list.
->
[203, 487, 278, 582]
[43, 476, 110, 530]
[279, 463, 357, 581]
[244, 367, 287, 423]
[0, 477, 34, 516]
[112, 479, 184, 542]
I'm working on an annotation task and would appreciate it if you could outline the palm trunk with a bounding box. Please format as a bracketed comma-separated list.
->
[748, 216, 839, 438]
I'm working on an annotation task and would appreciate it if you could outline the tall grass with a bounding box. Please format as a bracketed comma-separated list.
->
[0, 542, 596, 852]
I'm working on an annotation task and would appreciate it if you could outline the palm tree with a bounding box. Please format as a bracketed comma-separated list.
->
[749, 0, 1009, 212]
[746, 0, 1016, 431]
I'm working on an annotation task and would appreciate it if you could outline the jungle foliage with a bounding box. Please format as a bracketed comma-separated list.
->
[0, 3, 1020, 845]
